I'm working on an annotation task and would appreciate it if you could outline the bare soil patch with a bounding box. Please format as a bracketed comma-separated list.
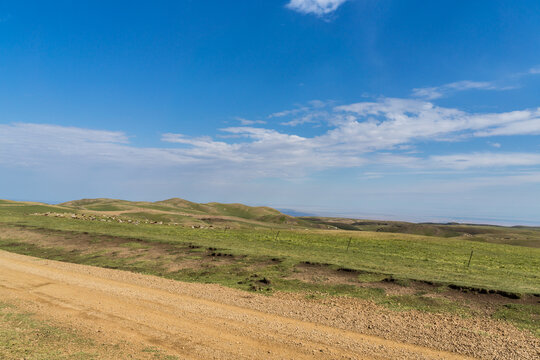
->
[0, 224, 236, 273]
[289, 262, 361, 285]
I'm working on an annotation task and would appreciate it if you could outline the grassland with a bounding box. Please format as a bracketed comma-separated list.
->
[0, 198, 538, 337]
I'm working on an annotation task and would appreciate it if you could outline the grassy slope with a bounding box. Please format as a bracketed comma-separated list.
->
[1, 201, 539, 295]
[59, 198, 302, 227]
[55, 198, 540, 245]
[303, 217, 540, 247]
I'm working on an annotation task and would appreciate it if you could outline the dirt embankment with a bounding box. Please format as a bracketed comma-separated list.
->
[0, 250, 538, 359]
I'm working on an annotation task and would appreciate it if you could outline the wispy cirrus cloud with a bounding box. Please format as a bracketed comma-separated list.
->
[411, 80, 511, 100]
[234, 117, 266, 125]
[268, 99, 330, 119]
[162, 97, 540, 175]
[529, 65, 540, 74]
[334, 98, 540, 147]
[412, 66, 540, 100]
[268, 100, 334, 126]
[280, 113, 324, 126]
[0, 123, 196, 168]
[429, 153, 540, 170]
[286, 0, 348, 17]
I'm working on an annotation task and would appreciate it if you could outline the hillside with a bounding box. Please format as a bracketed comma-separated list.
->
[57, 198, 307, 229]
[301, 217, 540, 248]
[2, 198, 538, 247]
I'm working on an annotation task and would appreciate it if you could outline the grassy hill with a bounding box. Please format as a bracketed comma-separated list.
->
[3, 198, 537, 247]
[58, 198, 307, 228]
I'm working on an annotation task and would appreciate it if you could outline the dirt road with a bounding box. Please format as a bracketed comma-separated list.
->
[0, 250, 537, 359]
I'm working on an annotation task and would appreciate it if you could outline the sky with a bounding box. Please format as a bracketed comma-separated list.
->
[1, 0, 540, 225]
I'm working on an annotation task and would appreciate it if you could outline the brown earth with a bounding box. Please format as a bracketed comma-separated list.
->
[288, 263, 426, 296]
[0, 250, 538, 359]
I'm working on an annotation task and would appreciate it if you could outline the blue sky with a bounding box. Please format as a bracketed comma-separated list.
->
[1, 0, 540, 225]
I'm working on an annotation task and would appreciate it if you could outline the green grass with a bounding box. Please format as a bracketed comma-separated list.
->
[303, 217, 540, 247]
[126, 212, 194, 224]
[2, 204, 72, 214]
[493, 304, 540, 337]
[204, 203, 281, 219]
[85, 205, 124, 211]
[8, 198, 540, 246]
[1, 202, 538, 295]
[120, 241, 151, 249]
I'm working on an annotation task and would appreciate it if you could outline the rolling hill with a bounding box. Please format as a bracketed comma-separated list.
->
[58, 198, 309, 229]
[1, 198, 537, 247]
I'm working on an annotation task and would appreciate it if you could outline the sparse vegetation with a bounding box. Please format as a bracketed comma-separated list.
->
[0, 301, 177, 359]
[493, 304, 540, 337]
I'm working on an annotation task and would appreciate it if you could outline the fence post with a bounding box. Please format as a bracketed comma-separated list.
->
[467, 250, 474, 267]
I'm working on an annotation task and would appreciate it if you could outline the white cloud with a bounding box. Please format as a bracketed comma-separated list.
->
[280, 111, 331, 126]
[412, 80, 508, 100]
[429, 153, 540, 170]
[269, 100, 335, 126]
[411, 87, 444, 100]
[530, 65, 540, 74]
[286, 0, 348, 16]
[2, 97, 540, 181]
[268, 100, 331, 118]
[0, 123, 194, 168]
[335, 98, 540, 147]
[474, 117, 540, 137]
[447, 81, 499, 91]
[0, 123, 128, 144]
[234, 117, 266, 125]
[268, 108, 302, 118]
